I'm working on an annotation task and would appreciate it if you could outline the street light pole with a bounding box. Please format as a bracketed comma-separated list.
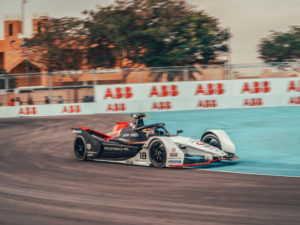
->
[21, 0, 27, 35]
[5, 74, 9, 106]
[21, 0, 30, 88]
[227, 27, 232, 80]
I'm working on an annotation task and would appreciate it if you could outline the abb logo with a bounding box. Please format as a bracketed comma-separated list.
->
[195, 83, 225, 95]
[149, 85, 179, 97]
[243, 98, 263, 106]
[106, 103, 126, 112]
[287, 80, 300, 92]
[289, 97, 300, 104]
[197, 100, 217, 108]
[62, 105, 81, 113]
[18, 107, 37, 115]
[241, 81, 271, 94]
[152, 101, 171, 110]
[104, 87, 133, 99]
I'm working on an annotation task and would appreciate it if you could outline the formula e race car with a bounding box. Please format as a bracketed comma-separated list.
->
[72, 113, 238, 168]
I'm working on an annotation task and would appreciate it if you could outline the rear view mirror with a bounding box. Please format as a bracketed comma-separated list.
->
[176, 130, 183, 135]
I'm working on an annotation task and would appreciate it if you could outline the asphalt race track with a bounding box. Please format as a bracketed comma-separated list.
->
[0, 114, 300, 225]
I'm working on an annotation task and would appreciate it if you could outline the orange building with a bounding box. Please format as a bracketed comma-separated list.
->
[0, 17, 47, 87]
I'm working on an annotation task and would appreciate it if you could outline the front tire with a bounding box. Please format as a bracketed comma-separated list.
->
[149, 139, 167, 168]
[201, 133, 221, 149]
[74, 136, 87, 161]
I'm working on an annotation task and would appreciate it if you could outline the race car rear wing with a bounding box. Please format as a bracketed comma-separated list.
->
[72, 127, 110, 140]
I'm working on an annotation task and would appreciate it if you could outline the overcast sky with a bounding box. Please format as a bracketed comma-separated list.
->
[0, 0, 299, 64]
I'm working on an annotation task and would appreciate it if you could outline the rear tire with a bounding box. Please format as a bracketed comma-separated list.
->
[149, 139, 167, 168]
[74, 136, 87, 161]
[201, 133, 222, 149]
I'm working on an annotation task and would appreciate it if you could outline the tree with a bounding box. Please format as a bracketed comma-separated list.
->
[83, 2, 146, 82]
[27, 0, 230, 82]
[27, 17, 86, 102]
[133, 0, 229, 66]
[84, 0, 230, 81]
[27, 17, 85, 72]
[258, 26, 300, 63]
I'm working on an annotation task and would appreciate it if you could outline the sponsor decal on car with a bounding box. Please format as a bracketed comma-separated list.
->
[170, 153, 178, 157]
[87, 143, 92, 150]
[104, 147, 129, 151]
[168, 160, 182, 164]
[130, 132, 139, 137]
[73, 129, 82, 134]
[126, 160, 134, 165]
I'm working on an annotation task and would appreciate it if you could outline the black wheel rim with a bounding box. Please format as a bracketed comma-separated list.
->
[150, 141, 166, 166]
[74, 138, 85, 158]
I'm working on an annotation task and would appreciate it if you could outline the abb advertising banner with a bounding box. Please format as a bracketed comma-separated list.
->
[0, 78, 299, 118]
[0, 103, 98, 118]
[94, 78, 300, 113]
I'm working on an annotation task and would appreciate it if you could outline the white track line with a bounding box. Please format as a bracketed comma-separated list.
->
[199, 168, 300, 178]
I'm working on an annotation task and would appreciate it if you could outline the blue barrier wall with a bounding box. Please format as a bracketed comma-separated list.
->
[146, 106, 300, 177]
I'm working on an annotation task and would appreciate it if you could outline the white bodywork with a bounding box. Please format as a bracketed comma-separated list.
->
[203, 130, 236, 154]
[94, 129, 236, 167]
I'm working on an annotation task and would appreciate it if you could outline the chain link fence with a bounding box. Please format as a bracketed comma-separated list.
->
[0, 63, 299, 106]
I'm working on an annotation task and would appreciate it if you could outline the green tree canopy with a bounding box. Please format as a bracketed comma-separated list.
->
[27, 0, 230, 72]
[258, 26, 300, 63]
[84, 0, 230, 68]
[27, 17, 85, 72]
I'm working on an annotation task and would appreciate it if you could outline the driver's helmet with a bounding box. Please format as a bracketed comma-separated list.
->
[142, 128, 154, 136]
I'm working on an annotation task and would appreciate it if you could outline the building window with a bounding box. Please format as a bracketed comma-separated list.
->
[9, 23, 13, 36]
[37, 22, 41, 33]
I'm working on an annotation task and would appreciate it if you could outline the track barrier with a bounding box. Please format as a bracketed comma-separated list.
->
[0, 77, 299, 118]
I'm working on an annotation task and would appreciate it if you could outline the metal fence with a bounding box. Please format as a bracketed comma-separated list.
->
[0, 63, 299, 106]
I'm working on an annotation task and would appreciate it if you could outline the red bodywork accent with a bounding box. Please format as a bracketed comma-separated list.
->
[109, 122, 130, 139]
[76, 127, 111, 141]
[169, 156, 239, 167]
[76, 122, 130, 141]
[128, 141, 147, 144]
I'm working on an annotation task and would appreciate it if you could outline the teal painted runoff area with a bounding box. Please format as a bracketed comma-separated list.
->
[145, 107, 300, 177]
